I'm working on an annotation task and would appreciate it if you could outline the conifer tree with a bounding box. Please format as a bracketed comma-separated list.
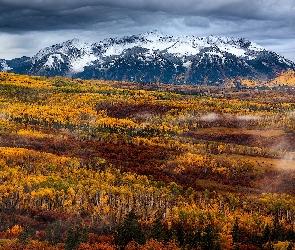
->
[272, 215, 284, 242]
[18, 227, 34, 245]
[65, 225, 88, 250]
[231, 218, 240, 244]
[150, 219, 165, 241]
[114, 210, 146, 249]
[263, 224, 271, 243]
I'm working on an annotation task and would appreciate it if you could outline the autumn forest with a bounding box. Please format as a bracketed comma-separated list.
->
[1, 72, 295, 249]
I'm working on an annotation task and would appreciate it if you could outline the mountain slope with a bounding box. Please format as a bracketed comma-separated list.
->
[1, 31, 295, 85]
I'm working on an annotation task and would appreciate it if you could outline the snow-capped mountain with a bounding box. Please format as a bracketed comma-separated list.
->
[1, 31, 295, 85]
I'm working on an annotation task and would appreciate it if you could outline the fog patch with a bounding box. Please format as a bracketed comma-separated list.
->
[270, 138, 295, 170]
[271, 139, 290, 152]
[275, 152, 295, 170]
[199, 113, 219, 122]
[236, 115, 261, 121]
[134, 111, 154, 121]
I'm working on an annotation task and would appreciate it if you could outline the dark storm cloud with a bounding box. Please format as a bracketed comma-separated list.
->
[0, 0, 294, 32]
[0, 0, 294, 61]
[0, 4, 123, 31]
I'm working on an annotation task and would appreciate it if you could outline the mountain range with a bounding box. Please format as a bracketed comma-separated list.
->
[1, 31, 295, 85]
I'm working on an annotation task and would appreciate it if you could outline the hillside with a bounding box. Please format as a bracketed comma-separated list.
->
[0, 73, 295, 249]
[1, 31, 295, 85]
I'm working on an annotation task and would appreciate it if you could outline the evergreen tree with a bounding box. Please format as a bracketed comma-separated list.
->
[286, 227, 295, 242]
[150, 219, 165, 241]
[114, 210, 146, 249]
[183, 230, 200, 250]
[201, 225, 220, 250]
[46, 221, 62, 245]
[231, 218, 240, 243]
[18, 227, 34, 245]
[263, 224, 271, 243]
[175, 223, 185, 246]
[272, 216, 284, 242]
[65, 225, 88, 250]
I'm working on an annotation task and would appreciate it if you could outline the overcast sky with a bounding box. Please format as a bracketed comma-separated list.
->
[0, 0, 294, 62]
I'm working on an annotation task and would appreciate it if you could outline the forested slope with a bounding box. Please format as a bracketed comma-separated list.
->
[0, 72, 295, 249]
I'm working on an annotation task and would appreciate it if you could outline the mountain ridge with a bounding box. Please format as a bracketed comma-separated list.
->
[1, 31, 295, 85]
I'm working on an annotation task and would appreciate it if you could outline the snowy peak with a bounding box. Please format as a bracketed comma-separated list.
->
[33, 32, 266, 65]
[2, 32, 295, 85]
[93, 32, 265, 60]
[33, 38, 93, 61]
[32, 38, 98, 74]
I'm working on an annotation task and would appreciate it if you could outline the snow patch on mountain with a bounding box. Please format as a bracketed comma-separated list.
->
[183, 61, 192, 68]
[166, 41, 200, 56]
[218, 45, 246, 57]
[44, 54, 64, 68]
[0, 60, 12, 72]
[70, 53, 97, 73]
